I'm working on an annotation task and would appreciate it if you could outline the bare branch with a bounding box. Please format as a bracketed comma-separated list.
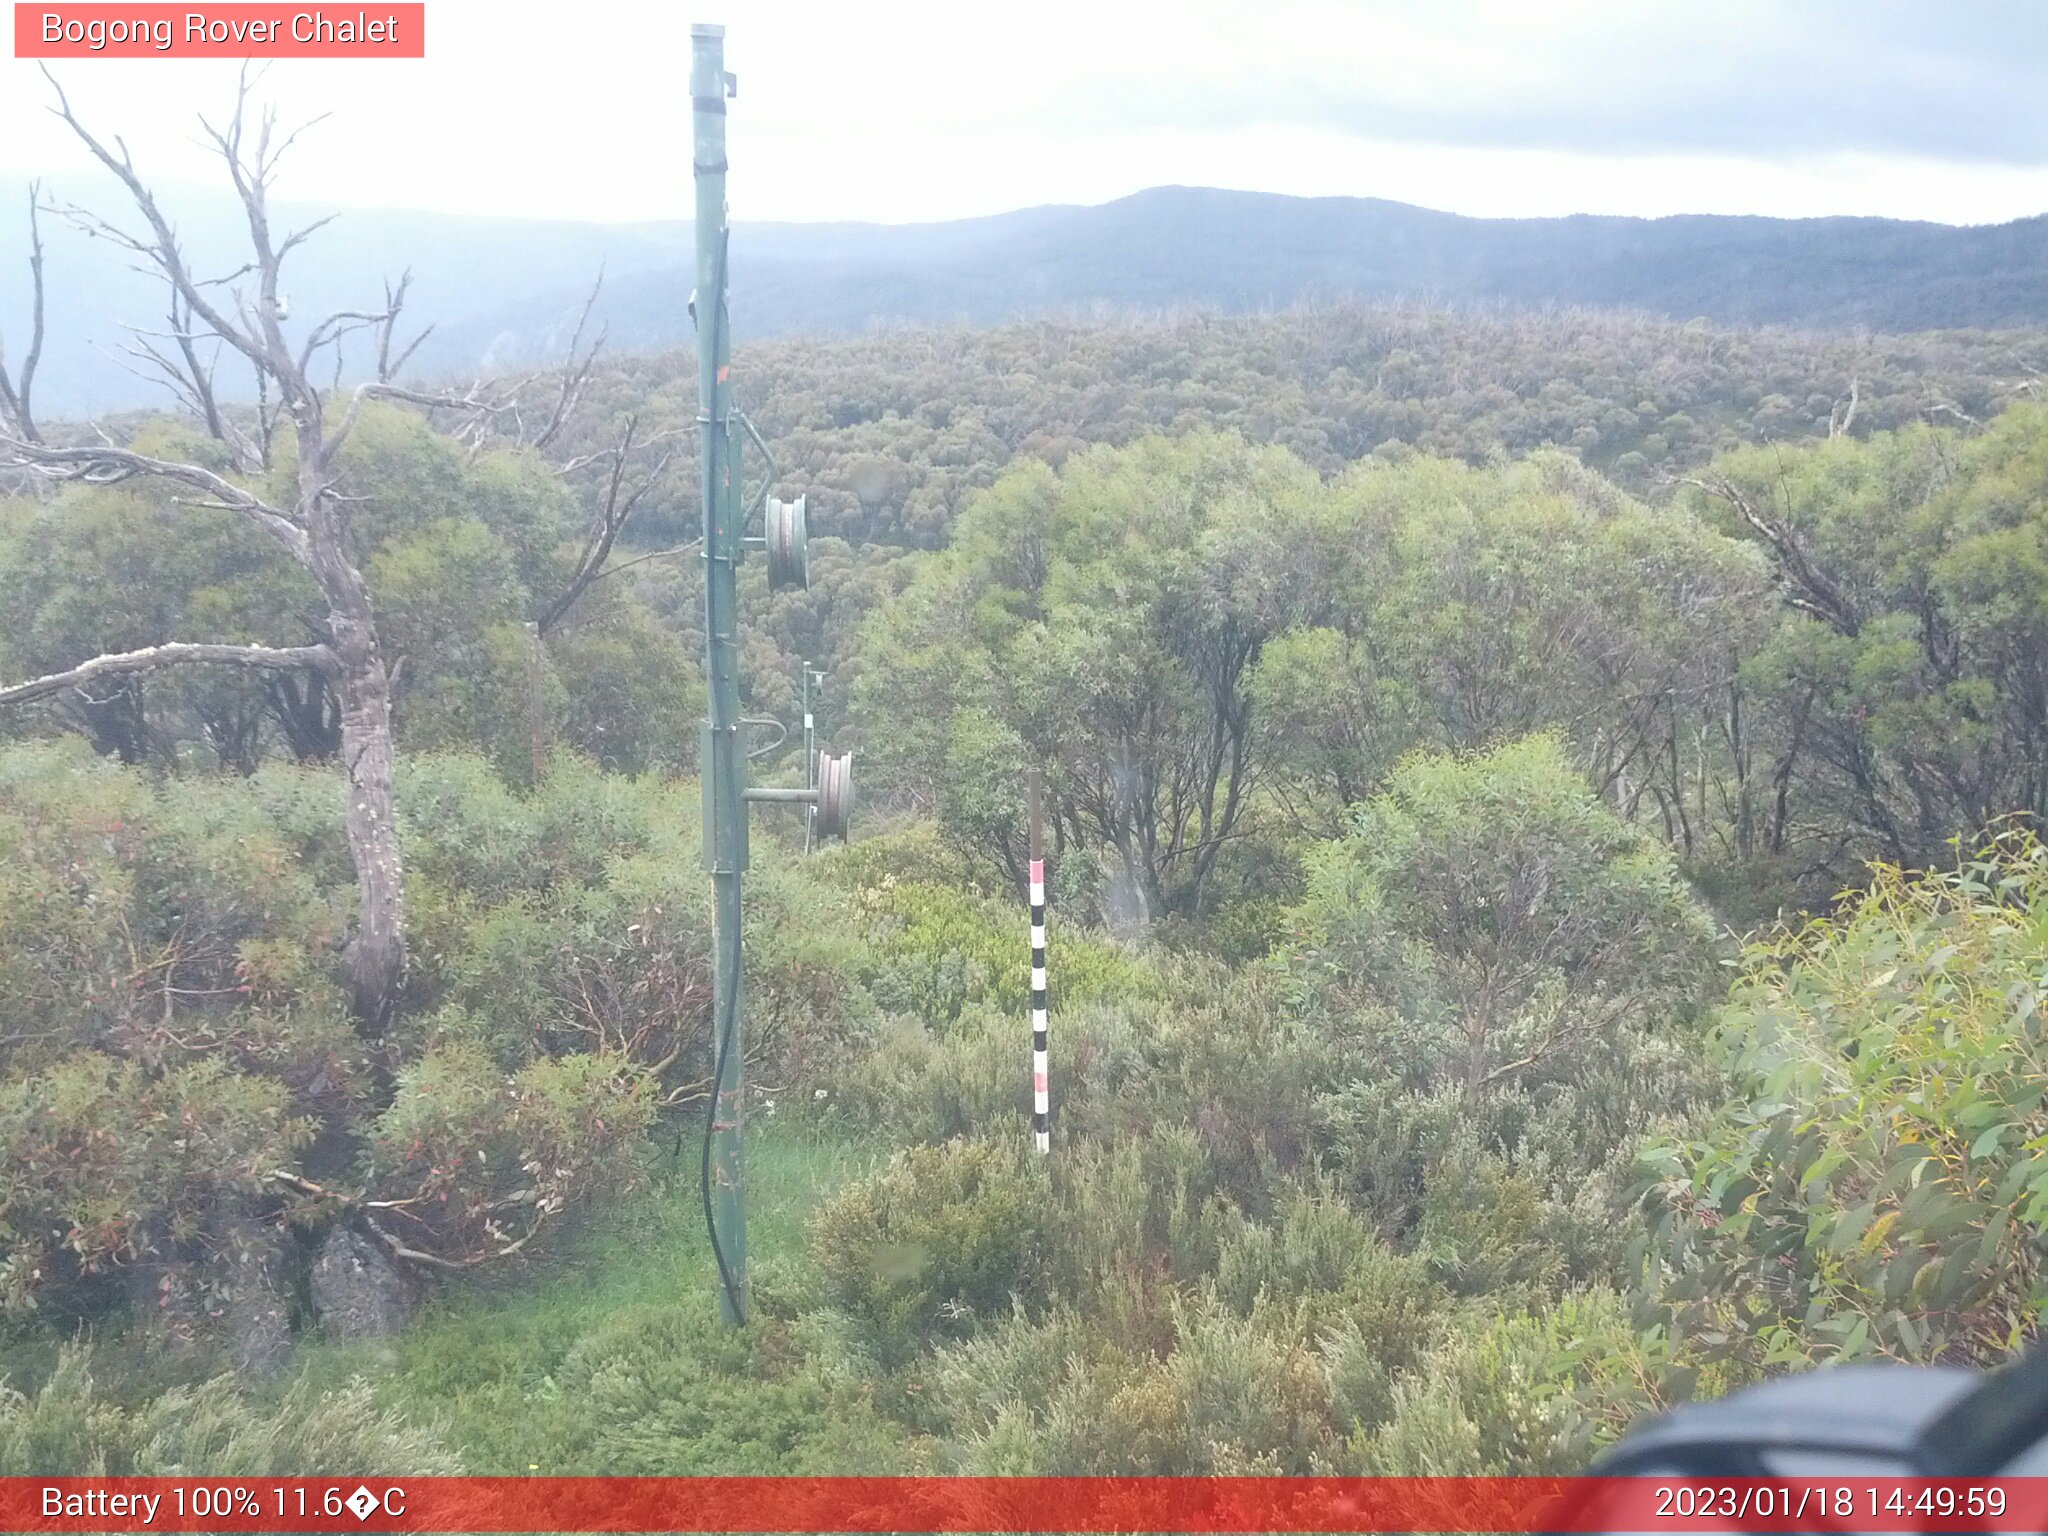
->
[0, 641, 334, 709]
[194, 259, 260, 291]
[376, 270, 432, 383]
[536, 416, 674, 635]
[1678, 473, 1861, 638]
[42, 65, 271, 377]
[274, 209, 339, 264]
[39, 194, 152, 261]
[168, 293, 225, 444]
[105, 334, 204, 410]
[323, 376, 522, 461]
[360, 1206, 553, 1271]
[556, 424, 687, 477]
[0, 181, 46, 443]
[298, 308, 387, 378]
[1828, 375, 1860, 439]
[108, 289, 238, 452]
[0, 434, 308, 557]
[253, 367, 282, 466]
[565, 537, 701, 591]
[192, 77, 316, 407]
[267, 1169, 418, 1211]
[529, 270, 606, 453]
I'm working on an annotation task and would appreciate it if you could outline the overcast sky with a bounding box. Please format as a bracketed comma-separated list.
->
[5, 0, 2048, 226]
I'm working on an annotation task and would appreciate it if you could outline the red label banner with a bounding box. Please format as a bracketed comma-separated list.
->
[14, 4, 425, 57]
[5, 1476, 2048, 1532]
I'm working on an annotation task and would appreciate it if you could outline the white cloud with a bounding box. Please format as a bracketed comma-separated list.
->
[3, 0, 2044, 225]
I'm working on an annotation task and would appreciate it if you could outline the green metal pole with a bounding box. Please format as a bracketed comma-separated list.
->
[692, 21, 748, 1328]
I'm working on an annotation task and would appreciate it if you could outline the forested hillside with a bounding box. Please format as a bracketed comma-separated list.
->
[475, 188, 2048, 369]
[7, 283, 2048, 1476]
[14, 178, 2048, 416]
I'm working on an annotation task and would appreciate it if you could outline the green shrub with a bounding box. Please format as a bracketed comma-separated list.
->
[917, 1305, 1099, 1449]
[1647, 832, 2048, 1369]
[1287, 736, 1718, 1270]
[1352, 1290, 1671, 1474]
[1068, 973, 1326, 1204]
[850, 878, 1163, 1027]
[1048, 1128, 1231, 1351]
[546, 602, 701, 777]
[0, 740, 867, 1327]
[1214, 1187, 1443, 1346]
[365, 1046, 655, 1267]
[1164, 1300, 1338, 1472]
[1208, 1187, 1444, 1435]
[0, 1055, 309, 1314]
[812, 1139, 1051, 1362]
[928, 1299, 1337, 1474]
[0, 740, 351, 1081]
[0, 1346, 456, 1475]
[1291, 735, 1713, 1137]
[818, 823, 984, 896]
[402, 759, 870, 1105]
[397, 753, 542, 904]
[1413, 1141, 1561, 1301]
[834, 1009, 1026, 1144]
[554, 1306, 924, 1474]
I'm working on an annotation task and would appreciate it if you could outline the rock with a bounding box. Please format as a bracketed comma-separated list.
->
[219, 1219, 293, 1378]
[311, 1224, 414, 1339]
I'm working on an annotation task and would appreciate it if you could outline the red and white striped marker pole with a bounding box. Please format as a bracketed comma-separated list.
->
[1027, 767, 1050, 1153]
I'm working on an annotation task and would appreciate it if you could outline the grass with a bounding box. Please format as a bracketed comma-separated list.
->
[288, 1122, 928, 1474]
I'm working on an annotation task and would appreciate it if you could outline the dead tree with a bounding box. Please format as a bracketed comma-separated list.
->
[0, 71, 455, 1030]
[0, 181, 44, 444]
[538, 413, 683, 638]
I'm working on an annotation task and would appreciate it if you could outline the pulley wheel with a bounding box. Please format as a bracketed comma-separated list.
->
[815, 750, 853, 841]
[767, 493, 809, 592]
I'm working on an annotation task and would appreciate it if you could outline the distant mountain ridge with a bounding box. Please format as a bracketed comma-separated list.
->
[4, 182, 2047, 416]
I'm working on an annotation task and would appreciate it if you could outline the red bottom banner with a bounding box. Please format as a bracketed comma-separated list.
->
[8, 1475, 2048, 1533]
